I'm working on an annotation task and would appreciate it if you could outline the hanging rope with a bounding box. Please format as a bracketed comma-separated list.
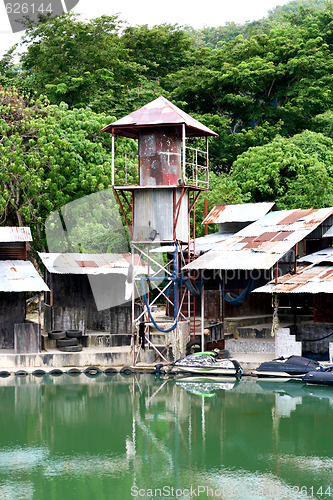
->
[138, 240, 206, 333]
[219, 277, 255, 306]
[141, 277, 178, 333]
[271, 294, 279, 338]
[296, 331, 333, 342]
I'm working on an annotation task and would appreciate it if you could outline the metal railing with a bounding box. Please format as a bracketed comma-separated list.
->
[184, 146, 209, 189]
[112, 150, 139, 186]
[111, 146, 209, 189]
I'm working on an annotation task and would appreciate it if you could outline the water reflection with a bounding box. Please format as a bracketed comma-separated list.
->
[0, 374, 332, 499]
[175, 376, 241, 397]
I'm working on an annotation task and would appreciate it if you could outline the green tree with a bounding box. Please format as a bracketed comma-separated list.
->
[0, 86, 124, 250]
[188, 0, 328, 49]
[167, 4, 333, 170]
[121, 24, 192, 79]
[0, 46, 19, 88]
[231, 130, 333, 208]
[269, 0, 327, 19]
[312, 110, 333, 138]
[195, 171, 249, 236]
[20, 13, 142, 110]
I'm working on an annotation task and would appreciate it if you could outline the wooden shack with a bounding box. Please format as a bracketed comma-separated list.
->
[40, 252, 144, 346]
[0, 227, 49, 351]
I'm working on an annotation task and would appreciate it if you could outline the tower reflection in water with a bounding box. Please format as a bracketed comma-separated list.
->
[0, 374, 332, 499]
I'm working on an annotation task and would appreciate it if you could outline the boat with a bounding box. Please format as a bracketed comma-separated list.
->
[303, 369, 333, 386]
[173, 351, 243, 376]
[254, 355, 325, 379]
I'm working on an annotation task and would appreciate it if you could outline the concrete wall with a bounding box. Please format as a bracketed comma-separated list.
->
[275, 327, 302, 358]
[0, 349, 133, 369]
[0, 292, 25, 348]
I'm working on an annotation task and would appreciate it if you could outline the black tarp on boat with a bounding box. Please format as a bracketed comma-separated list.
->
[255, 355, 325, 377]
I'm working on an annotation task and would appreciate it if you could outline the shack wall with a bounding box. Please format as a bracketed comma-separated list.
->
[191, 270, 272, 319]
[0, 292, 26, 348]
[45, 274, 135, 336]
[313, 294, 333, 322]
[223, 292, 272, 318]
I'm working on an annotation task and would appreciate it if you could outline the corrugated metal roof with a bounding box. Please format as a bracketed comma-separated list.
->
[253, 264, 333, 294]
[184, 207, 333, 271]
[203, 202, 276, 224]
[150, 245, 180, 253]
[39, 253, 147, 275]
[298, 247, 333, 265]
[101, 96, 218, 138]
[0, 261, 49, 292]
[190, 232, 234, 255]
[0, 227, 32, 242]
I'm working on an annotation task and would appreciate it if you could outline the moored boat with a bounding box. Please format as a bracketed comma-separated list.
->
[173, 351, 243, 376]
[254, 355, 325, 379]
[303, 369, 333, 386]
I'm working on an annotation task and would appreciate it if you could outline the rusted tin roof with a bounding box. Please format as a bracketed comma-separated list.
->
[0, 227, 32, 242]
[39, 253, 147, 275]
[203, 202, 277, 225]
[298, 247, 333, 265]
[0, 261, 49, 292]
[253, 263, 333, 294]
[184, 207, 333, 271]
[190, 232, 234, 255]
[101, 96, 218, 138]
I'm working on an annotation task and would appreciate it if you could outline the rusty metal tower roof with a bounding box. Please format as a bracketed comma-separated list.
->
[101, 96, 218, 139]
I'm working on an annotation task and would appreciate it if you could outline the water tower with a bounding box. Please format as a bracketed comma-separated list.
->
[102, 96, 217, 360]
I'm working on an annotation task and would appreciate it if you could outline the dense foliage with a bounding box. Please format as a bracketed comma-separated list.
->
[232, 130, 333, 208]
[1, 0, 333, 248]
[0, 86, 117, 247]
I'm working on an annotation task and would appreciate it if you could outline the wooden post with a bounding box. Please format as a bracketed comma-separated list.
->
[38, 293, 42, 351]
[111, 130, 115, 186]
[294, 243, 298, 274]
[182, 124, 186, 183]
[275, 261, 279, 285]
[201, 284, 205, 351]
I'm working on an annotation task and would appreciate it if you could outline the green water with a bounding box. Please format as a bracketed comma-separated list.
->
[0, 374, 332, 500]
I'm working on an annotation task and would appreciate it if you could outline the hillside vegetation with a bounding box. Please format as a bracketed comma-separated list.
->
[1, 0, 333, 244]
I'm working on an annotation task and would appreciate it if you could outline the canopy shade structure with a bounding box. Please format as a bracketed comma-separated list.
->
[0, 227, 32, 242]
[0, 261, 49, 292]
[254, 247, 333, 294]
[39, 252, 147, 275]
[101, 96, 218, 139]
[254, 264, 333, 294]
[203, 202, 277, 225]
[184, 208, 333, 271]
